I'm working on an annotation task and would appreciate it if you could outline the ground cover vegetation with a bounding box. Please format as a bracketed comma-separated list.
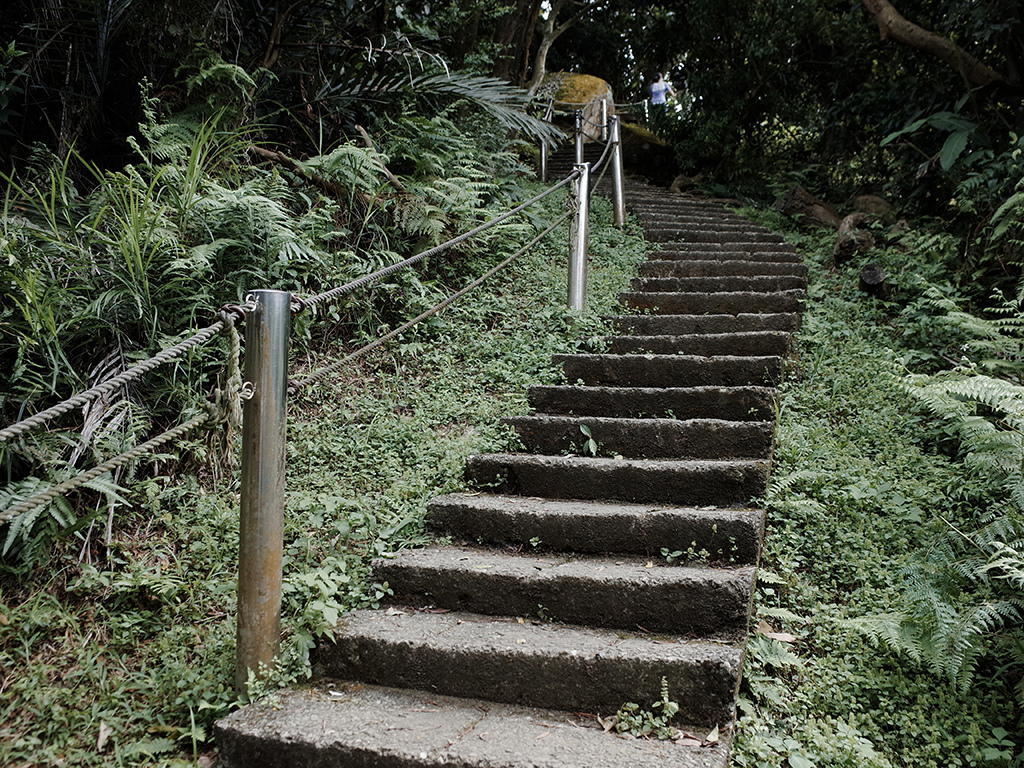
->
[729, 211, 1024, 767]
[5, 0, 1024, 766]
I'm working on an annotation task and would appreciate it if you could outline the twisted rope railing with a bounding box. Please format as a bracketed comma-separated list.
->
[0, 303, 251, 445]
[1, 163, 588, 526]
[1, 313, 251, 524]
[294, 172, 579, 314]
[289, 212, 572, 395]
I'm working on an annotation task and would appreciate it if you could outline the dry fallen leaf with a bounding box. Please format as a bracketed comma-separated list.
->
[97, 722, 112, 752]
[705, 725, 719, 744]
[756, 619, 798, 643]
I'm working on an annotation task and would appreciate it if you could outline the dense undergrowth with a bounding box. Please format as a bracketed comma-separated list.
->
[0, 116, 647, 761]
[0, 65, 648, 763]
[733, 213, 1024, 767]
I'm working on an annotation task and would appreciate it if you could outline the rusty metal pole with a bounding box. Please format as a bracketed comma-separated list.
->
[610, 116, 626, 227]
[235, 289, 290, 696]
[568, 163, 591, 311]
[575, 110, 584, 165]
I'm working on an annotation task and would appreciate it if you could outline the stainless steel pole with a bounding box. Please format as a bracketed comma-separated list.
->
[575, 110, 584, 164]
[235, 289, 290, 696]
[610, 116, 626, 227]
[568, 163, 590, 311]
[540, 140, 548, 182]
[601, 99, 609, 141]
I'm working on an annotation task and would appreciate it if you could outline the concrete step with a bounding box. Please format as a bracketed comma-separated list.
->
[375, 546, 755, 635]
[639, 217, 756, 231]
[640, 259, 808, 278]
[313, 610, 745, 726]
[426, 493, 765, 563]
[645, 228, 787, 244]
[653, 245, 800, 260]
[638, 215, 751, 228]
[605, 331, 791, 357]
[466, 453, 769, 506]
[631, 275, 807, 293]
[554, 353, 783, 387]
[609, 313, 800, 336]
[527, 384, 777, 421]
[620, 290, 804, 316]
[215, 682, 733, 768]
[504, 414, 774, 459]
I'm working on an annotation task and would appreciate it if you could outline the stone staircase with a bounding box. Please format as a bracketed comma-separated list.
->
[215, 145, 805, 767]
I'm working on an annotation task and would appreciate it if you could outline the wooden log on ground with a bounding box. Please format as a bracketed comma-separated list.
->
[859, 263, 889, 299]
[834, 212, 876, 265]
[773, 185, 842, 228]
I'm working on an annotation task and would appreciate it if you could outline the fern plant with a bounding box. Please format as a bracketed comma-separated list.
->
[850, 363, 1024, 708]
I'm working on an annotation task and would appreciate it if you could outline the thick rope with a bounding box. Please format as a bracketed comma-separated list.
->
[0, 411, 212, 525]
[0, 303, 250, 444]
[289, 213, 572, 395]
[1, 307, 253, 525]
[294, 172, 579, 314]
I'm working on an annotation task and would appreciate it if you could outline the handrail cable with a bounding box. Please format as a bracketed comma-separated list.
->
[0, 159, 584, 524]
[288, 212, 572, 396]
[295, 171, 580, 314]
[0, 303, 251, 445]
[0, 318, 250, 525]
[589, 131, 615, 175]
[0, 412, 212, 525]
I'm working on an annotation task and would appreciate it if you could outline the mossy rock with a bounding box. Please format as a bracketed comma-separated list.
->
[536, 73, 614, 141]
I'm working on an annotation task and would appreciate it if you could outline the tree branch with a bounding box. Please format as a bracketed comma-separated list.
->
[862, 0, 1006, 88]
[247, 145, 373, 206]
[354, 125, 408, 194]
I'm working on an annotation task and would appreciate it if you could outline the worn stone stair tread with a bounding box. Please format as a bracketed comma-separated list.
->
[554, 352, 783, 388]
[315, 609, 744, 724]
[631, 275, 807, 293]
[374, 545, 754, 634]
[644, 229, 786, 244]
[215, 681, 733, 768]
[504, 413, 774, 459]
[426, 493, 765, 562]
[640, 259, 808, 277]
[466, 452, 768, 506]
[653, 246, 800, 260]
[640, 221, 764, 233]
[605, 332, 791, 357]
[609, 313, 800, 336]
[527, 384, 776, 421]
[620, 290, 804, 316]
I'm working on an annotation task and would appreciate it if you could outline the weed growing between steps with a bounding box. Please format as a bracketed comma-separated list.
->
[0, 196, 648, 766]
[731, 214, 1019, 768]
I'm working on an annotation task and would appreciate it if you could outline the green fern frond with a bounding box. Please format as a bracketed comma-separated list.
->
[843, 613, 924, 662]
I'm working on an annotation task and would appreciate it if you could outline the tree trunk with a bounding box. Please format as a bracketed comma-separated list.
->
[862, 0, 1006, 88]
[491, 0, 543, 84]
[524, 0, 583, 94]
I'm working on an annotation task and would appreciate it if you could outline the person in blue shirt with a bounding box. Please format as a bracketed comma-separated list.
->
[649, 73, 675, 130]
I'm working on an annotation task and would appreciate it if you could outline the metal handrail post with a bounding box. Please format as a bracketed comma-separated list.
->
[601, 99, 609, 141]
[235, 289, 291, 696]
[575, 110, 584, 164]
[568, 163, 591, 311]
[610, 116, 626, 227]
